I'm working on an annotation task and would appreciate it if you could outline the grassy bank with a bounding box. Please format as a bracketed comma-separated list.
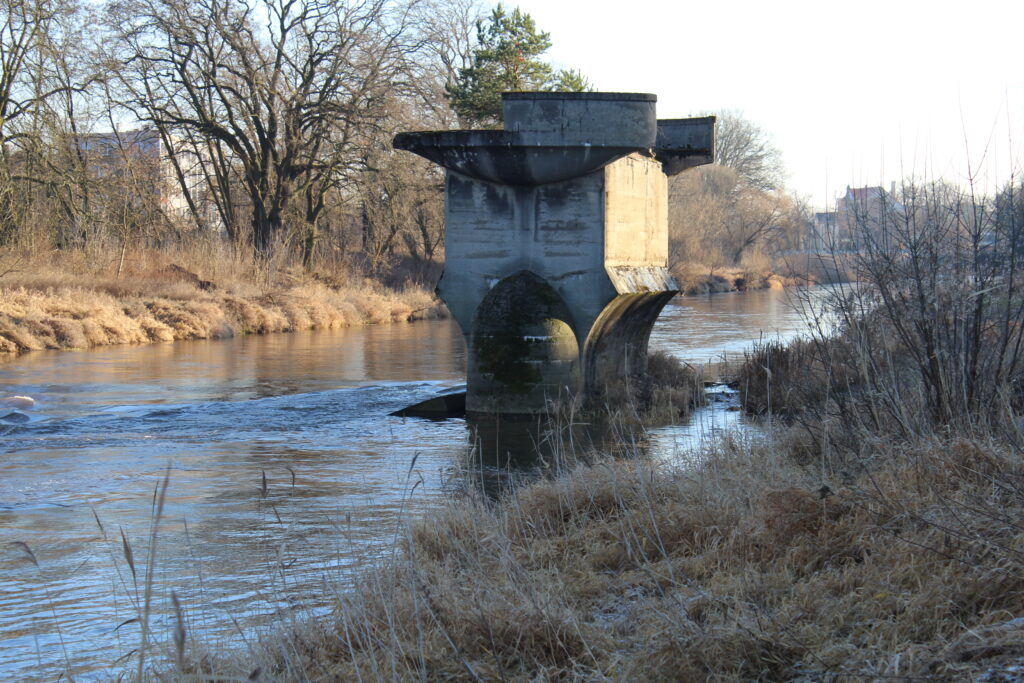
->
[186, 423, 1023, 681]
[0, 247, 445, 355]
[671, 260, 813, 297]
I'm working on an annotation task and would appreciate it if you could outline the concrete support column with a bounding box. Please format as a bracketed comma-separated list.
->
[393, 92, 714, 416]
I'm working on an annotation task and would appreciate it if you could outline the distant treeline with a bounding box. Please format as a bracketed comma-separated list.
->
[2, 0, 1020, 285]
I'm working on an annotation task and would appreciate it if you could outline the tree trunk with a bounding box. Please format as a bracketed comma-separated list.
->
[302, 219, 317, 270]
[252, 204, 273, 256]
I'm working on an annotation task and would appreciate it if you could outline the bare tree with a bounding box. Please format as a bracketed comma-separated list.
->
[0, 0, 70, 243]
[711, 109, 784, 192]
[359, 130, 443, 271]
[405, 0, 480, 128]
[36, 3, 113, 249]
[669, 164, 805, 267]
[110, 0, 419, 260]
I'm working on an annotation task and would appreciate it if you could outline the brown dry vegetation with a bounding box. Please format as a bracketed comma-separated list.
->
[671, 261, 806, 297]
[582, 349, 706, 426]
[185, 424, 1024, 681]
[0, 246, 445, 355]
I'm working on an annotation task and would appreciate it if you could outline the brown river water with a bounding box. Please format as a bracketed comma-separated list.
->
[0, 286, 832, 680]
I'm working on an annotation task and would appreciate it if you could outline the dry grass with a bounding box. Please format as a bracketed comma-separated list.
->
[0, 246, 445, 355]
[735, 336, 870, 420]
[184, 423, 1024, 682]
[672, 261, 806, 297]
[582, 350, 706, 427]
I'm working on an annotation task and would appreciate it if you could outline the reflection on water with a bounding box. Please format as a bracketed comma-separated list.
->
[0, 286, 831, 680]
[461, 412, 637, 499]
[650, 284, 820, 364]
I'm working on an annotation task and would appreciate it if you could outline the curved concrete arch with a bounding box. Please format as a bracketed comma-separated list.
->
[582, 291, 677, 398]
[468, 270, 580, 415]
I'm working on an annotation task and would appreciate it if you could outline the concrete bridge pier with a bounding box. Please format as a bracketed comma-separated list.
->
[394, 92, 714, 415]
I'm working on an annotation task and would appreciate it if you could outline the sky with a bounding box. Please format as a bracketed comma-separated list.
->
[511, 0, 1024, 209]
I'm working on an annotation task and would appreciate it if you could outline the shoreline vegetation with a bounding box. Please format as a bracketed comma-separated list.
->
[0, 247, 826, 358]
[197, 429, 1022, 681]
[0, 247, 446, 356]
[672, 262, 805, 296]
[183, 341, 1024, 681]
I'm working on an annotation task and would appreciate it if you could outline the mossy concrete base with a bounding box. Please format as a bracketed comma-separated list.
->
[469, 271, 579, 414]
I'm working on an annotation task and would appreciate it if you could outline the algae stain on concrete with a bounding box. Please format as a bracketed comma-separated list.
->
[471, 271, 578, 406]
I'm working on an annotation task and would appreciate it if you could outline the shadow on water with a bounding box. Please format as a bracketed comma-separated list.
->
[453, 411, 651, 501]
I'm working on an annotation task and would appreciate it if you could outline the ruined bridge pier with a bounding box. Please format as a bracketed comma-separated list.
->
[395, 93, 713, 415]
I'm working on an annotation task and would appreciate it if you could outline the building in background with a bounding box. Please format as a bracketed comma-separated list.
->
[811, 210, 837, 251]
[77, 128, 216, 229]
[831, 183, 904, 251]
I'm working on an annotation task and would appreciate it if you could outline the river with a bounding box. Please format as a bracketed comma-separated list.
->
[0, 286, 828, 680]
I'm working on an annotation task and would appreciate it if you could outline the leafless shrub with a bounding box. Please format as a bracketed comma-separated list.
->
[741, 175, 1024, 445]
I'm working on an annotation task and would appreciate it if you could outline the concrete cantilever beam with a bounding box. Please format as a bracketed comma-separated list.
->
[655, 116, 716, 175]
[394, 92, 714, 415]
[392, 130, 640, 186]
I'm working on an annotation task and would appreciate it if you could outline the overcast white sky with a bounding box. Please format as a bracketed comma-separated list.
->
[511, 0, 1024, 209]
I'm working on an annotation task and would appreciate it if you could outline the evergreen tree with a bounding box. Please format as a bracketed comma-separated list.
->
[446, 4, 589, 127]
[552, 68, 590, 93]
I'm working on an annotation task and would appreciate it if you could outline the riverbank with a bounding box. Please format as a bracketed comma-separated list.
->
[193, 423, 1023, 681]
[672, 262, 811, 297]
[671, 252, 859, 296]
[0, 248, 445, 355]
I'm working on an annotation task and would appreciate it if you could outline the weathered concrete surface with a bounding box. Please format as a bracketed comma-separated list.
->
[391, 130, 639, 186]
[502, 92, 657, 147]
[394, 92, 713, 414]
[438, 167, 614, 342]
[604, 154, 669, 271]
[655, 116, 716, 175]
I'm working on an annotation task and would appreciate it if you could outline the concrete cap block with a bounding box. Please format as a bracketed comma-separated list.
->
[502, 92, 657, 149]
